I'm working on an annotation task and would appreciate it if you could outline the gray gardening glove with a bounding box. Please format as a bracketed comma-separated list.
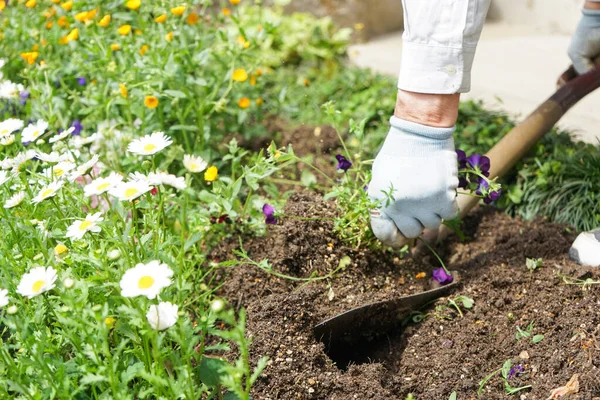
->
[568, 7, 600, 74]
[367, 116, 459, 248]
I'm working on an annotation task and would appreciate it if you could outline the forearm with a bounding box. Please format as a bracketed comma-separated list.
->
[394, 91, 460, 128]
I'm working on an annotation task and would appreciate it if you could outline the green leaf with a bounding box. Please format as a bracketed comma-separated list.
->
[532, 334, 544, 344]
[198, 356, 229, 387]
[164, 89, 187, 98]
[449, 392, 457, 400]
[300, 170, 317, 187]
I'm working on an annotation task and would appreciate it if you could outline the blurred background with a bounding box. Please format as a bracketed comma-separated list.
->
[282, 0, 600, 144]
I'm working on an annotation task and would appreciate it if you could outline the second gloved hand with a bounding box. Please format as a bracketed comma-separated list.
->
[367, 116, 459, 248]
[568, 7, 600, 74]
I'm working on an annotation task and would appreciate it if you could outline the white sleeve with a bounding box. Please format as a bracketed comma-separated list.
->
[398, 0, 490, 94]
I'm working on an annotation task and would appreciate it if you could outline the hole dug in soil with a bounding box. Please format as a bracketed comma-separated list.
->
[214, 192, 600, 400]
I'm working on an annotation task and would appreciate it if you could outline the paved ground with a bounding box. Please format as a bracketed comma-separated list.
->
[349, 23, 600, 144]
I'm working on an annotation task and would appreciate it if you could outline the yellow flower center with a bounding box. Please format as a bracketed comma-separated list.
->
[32, 130, 40, 138]
[54, 244, 68, 255]
[104, 317, 116, 326]
[143, 143, 157, 152]
[32, 280, 45, 293]
[124, 187, 139, 198]
[96, 183, 110, 191]
[1, 129, 7, 135]
[54, 168, 64, 177]
[79, 220, 92, 231]
[41, 189, 54, 198]
[138, 276, 154, 289]
[190, 162, 198, 171]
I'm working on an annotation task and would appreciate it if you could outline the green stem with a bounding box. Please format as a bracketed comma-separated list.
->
[417, 237, 450, 274]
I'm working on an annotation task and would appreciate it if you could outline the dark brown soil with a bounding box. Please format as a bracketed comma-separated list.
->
[214, 191, 600, 400]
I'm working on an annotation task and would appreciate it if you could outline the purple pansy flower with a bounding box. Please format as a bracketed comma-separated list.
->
[19, 90, 29, 105]
[458, 177, 469, 189]
[335, 154, 352, 172]
[262, 204, 278, 225]
[476, 178, 502, 204]
[77, 77, 87, 86]
[456, 149, 467, 169]
[432, 268, 453, 285]
[508, 365, 524, 379]
[70, 120, 83, 136]
[466, 154, 490, 176]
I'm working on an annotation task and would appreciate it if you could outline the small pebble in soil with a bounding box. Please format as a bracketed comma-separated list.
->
[519, 351, 530, 359]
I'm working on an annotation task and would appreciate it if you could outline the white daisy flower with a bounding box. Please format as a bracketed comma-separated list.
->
[0, 289, 8, 308]
[0, 170, 11, 186]
[66, 212, 103, 240]
[35, 151, 74, 164]
[146, 302, 179, 331]
[16, 266, 58, 299]
[68, 154, 100, 182]
[32, 180, 64, 204]
[21, 119, 49, 144]
[108, 180, 153, 201]
[120, 260, 173, 299]
[49, 127, 75, 143]
[10, 150, 37, 174]
[0, 134, 15, 146]
[84, 172, 123, 197]
[127, 131, 172, 156]
[4, 191, 25, 209]
[43, 161, 76, 180]
[0, 118, 24, 137]
[148, 171, 187, 190]
[183, 154, 208, 173]
[0, 80, 24, 99]
[71, 133, 98, 149]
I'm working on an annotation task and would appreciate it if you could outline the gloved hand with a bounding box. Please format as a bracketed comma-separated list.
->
[367, 116, 459, 248]
[568, 7, 600, 74]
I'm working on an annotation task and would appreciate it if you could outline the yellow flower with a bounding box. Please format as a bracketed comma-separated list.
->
[238, 97, 250, 109]
[236, 35, 250, 48]
[125, 0, 140, 10]
[256, 98, 263, 106]
[51, 0, 59, 3]
[154, 14, 166, 23]
[119, 83, 128, 98]
[41, 39, 48, 46]
[134, 29, 142, 34]
[118, 24, 131, 35]
[230, 0, 240, 4]
[250, 74, 256, 85]
[139, 44, 149, 55]
[43, 8, 55, 18]
[104, 317, 116, 328]
[0, 1, 5, 11]
[98, 14, 111, 27]
[60, 0, 72, 11]
[20, 52, 39, 65]
[170, 6, 185, 15]
[204, 166, 218, 182]
[222, 7, 231, 16]
[57, 16, 69, 28]
[74, 11, 91, 22]
[110, 43, 121, 51]
[25, 0, 36, 8]
[54, 243, 68, 256]
[39, 60, 46, 66]
[46, 21, 54, 29]
[165, 31, 173, 42]
[67, 27, 79, 40]
[186, 12, 198, 25]
[144, 96, 158, 109]
[31, 44, 39, 51]
[255, 67, 263, 76]
[232, 68, 248, 82]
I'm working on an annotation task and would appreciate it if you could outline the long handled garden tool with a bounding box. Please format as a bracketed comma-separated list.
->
[313, 59, 600, 354]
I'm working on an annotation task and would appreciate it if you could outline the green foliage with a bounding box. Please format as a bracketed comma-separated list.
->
[525, 257, 543, 272]
[515, 321, 544, 344]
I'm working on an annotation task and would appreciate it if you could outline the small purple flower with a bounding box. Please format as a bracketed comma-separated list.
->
[19, 90, 29, 105]
[262, 204, 278, 225]
[466, 154, 490, 176]
[335, 154, 352, 172]
[458, 177, 469, 189]
[70, 120, 83, 136]
[456, 149, 467, 169]
[432, 268, 453, 285]
[476, 178, 501, 204]
[77, 77, 87, 86]
[508, 365, 524, 379]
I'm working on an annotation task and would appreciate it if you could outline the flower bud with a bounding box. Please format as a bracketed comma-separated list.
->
[142, 160, 152, 170]
[63, 277, 75, 288]
[107, 249, 121, 260]
[7, 305, 17, 315]
[210, 299, 225, 313]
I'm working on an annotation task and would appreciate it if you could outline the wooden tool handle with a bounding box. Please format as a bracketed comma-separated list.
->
[436, 59, 600, 241]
